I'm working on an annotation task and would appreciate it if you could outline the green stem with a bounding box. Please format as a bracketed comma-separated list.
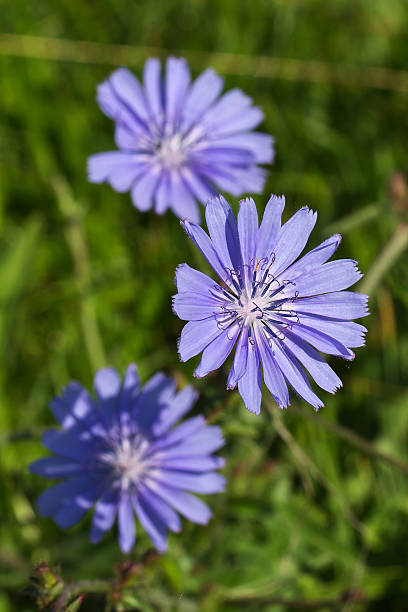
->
[325, 202, 382, 235]
[58, 579, 110, 608]
[52, 176, 107, 371]
[267, 402, 362, 532]
[360, 222, 408, 295]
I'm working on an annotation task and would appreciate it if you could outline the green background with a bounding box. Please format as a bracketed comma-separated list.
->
[1, 0, 408, 609]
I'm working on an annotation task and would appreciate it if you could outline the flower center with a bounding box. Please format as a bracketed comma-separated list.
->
[99, 436, 151, 490]
[156, 134, 186, 168]
[236, 292, 269, 325]
[212, 259, 299, 339]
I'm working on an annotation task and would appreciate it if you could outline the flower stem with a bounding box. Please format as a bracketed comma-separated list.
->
[267, 402, 362, 532]
[360, 222, 408, 295]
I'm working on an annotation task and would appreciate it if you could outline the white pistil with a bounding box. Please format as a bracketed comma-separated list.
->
[214, 263, 298, 337]
[100, 437, 151, 491]
[156, 134, 186, 168]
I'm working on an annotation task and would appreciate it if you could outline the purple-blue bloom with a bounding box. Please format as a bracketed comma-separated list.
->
[30, 365, 225, 553]
[88, 57, 274, 222]
[173, 195, 369, 414]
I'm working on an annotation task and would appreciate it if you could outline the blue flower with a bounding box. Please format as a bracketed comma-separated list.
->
[30, 365, 225, 553]
[88, 57, 274, 222]
[173, 195, 369, 414]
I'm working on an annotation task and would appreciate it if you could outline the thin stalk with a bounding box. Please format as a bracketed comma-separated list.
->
[360, 222, 408, 295]
[2, 33, 408, 92]
[325, 202, 382, 235]
[267, 402, 363, 532]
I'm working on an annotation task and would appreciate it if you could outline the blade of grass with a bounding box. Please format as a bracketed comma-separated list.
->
[51, 175, 106, 372]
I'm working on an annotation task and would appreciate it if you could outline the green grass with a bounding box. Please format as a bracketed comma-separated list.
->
[1, 0, 408, 609]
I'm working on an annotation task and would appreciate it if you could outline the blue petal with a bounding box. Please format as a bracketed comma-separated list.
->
[108, 162, 144, 193]
[118, 494, 136, 553]
[290, 259, 363, 297]
[182, 67, 223, 129]
[198, 164, 249, 197]
[178, 426, 225, 455]
[227, 326, 249, 389]
[168, 171, 200, 222]
[148, 416, 206, 453]
[151, 470, 225, 494]
[237, 165, 267, 194]
[36, 476, 94, 517]
[283, 332, 342, 394]
[209, 132, 274, 164]
[283, 234, 342, 281]
[159, 455, 225, 472]
[298, 316, 366, 348]
[165, 57, 191, 124]
[137, 483, 181, 533]
[96, 79, 119, 120]
[194, 323, 240, 378]
[191, 147, 254, 167]
[154, 171, 170, 214]
[120, 363, 140, 409]
[135, 373, 176, 433]
[238, 344, 262, 415]
[201, 89, 262, 136]
[180, 166, 216, 205]
[110, 68, 150, 124]
[201, 89, 252, 128]
[271, 207, 317, 277]
[288, 324, 355, 360]
[270, 339, 324, 410]
[205, 195, 242, 275]
[178, 318, 223, 362]
[94, 367, 121, 401]
[254, 326, 289, 408]
[173, 292, 221, 321]
[54, 484, 100, 529]
[119, 364, 141, 433]
[90, 488, 118, 544]
[96, 80, 146, 135]
[238, 197, 259, 272]
[30, 457, 81, 478]
[87, 152, 135, 184]
[94, 367, 122, 429]
[145, 481, 212, 525]
[152, 385, 198, 437]
[143, 58, 163, 126]
[50, 382, 98, 431]
[181, 220, 227, 283]
[212, 106, 264, 136]
[132, 491, 168, 552]
[42, 429, 93, 461]
[174, 263, 215, 294]
[295, 291, 369, 320]
[114, 123, 139, 150]
[131, 167, 161, 211]
[256, 195, 285, 262]
[152, 422, 224, 457]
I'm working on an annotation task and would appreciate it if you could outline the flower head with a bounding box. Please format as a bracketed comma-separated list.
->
[30, 365, 225, 553]
[173, 195, 369, 414]
[88, 57, 274, 222]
